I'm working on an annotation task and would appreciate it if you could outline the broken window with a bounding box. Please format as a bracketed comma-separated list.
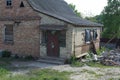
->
[93, 29, 98, 40]
[85, 29, 91, 43]
[4, 24, 14, 44]
[20, 1, 25, 7]
[85, 29, 98, 43]
[6, 0, 12, 6]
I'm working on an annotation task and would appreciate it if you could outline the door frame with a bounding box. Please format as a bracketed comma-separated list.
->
[46, 30, 60, 57]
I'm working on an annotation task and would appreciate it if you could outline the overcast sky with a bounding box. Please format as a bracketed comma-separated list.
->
[64, 0, 107, 17]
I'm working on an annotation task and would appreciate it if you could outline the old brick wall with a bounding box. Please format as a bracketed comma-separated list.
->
[0, 0, 40, 18]
[0, 0, 41, 57]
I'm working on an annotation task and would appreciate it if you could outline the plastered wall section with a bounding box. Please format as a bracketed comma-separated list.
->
[73, 26, 101, 57]
[39, 13, 74, 59]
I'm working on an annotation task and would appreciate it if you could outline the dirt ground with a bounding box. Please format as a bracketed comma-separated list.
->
[10, 61, 120, 80]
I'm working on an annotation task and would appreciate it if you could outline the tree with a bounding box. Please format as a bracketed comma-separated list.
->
[102, 0, 120, 38]
[69, 4, 82, 18]
[85, 14, 103, 24]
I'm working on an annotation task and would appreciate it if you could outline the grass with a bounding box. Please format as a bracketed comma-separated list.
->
[109, 78, 120, 80]
[0, 58, 71, 80]
[70, 59, 120, 68]
[81, 69, 96, 74]
[0, 69, 70, 80]
[0, 57, 71, 80]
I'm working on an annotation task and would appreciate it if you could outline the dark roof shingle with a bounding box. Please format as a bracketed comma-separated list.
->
[28, 0, 103, 27]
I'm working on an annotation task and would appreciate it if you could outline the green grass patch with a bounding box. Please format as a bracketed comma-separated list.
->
[0, 69, 71, 80]
[0, 68, 9, 76]
[29, 69, 71, 80]
[109, 78, 120, 80]
[81, 69, 96, 74]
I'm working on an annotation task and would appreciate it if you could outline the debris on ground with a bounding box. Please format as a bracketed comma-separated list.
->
[100, 49, 120, 66]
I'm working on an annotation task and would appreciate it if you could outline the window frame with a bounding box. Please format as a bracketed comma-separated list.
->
[93, 29, 98, 41]
[20, 1, 25, 8]
[6, 0, 12, 7]
[41, 30, 47, 46]
[4, 24, 14, 44]
[84, 29, 98, 44]
[58, 30, 66, 47]
[85, 29, 91, 44]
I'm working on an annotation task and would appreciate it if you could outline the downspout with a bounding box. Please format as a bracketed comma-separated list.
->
[73, 28, 76, 57]
[39, 19, 41, 58]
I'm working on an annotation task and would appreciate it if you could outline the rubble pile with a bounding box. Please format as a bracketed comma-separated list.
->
[100, 49, 120, 66]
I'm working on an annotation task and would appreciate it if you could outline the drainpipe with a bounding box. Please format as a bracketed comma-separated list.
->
[73, 28, 76, 57]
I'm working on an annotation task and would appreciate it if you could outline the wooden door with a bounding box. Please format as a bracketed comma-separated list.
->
[47, 31, 59, 57]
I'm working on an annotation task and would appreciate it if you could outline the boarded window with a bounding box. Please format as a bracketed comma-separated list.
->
[59, 30, 66, 47]
[4, 25, 13, 44]
[85, 29, 91, 43]
[6, 0, 12, 6]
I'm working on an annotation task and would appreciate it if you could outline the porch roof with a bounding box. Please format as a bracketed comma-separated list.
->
[40, 25, 67, 30]
[28, 0, 103, 27]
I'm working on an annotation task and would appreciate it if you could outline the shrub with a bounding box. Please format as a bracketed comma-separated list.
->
[65, 56, 83, 67]
[96, 47, 106, 56]
[24, 55, 34, 60]
[65, 56, 77, 64]
[2, 50, 11, 58]
[0, 68, 9, 76]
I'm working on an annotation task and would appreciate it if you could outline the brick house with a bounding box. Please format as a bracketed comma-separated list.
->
[0, 0, 102, 59]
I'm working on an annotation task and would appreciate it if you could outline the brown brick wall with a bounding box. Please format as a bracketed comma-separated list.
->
[0, 0, 40, 18]
[0, 0, 41, 57]
[0, 21, 40, 58]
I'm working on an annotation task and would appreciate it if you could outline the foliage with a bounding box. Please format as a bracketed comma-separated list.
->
[102, 0, 120, 38]
[65, 56, 82, 67]
[85, 14, 103, 24]
[2, 50, 11, 58]
[69, 4, 82, 18]
[96, 47, 106, 56]
[0, 68, 9, 76]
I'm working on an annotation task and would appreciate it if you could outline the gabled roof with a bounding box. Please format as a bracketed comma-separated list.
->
[28, 0, 103, 27]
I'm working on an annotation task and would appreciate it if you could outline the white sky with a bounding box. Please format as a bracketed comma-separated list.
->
[64, 0, 107, 17]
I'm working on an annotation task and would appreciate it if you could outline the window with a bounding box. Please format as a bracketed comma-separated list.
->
[59, 30, 66, 47]
[41, 31, 47, 45]
[6, 0, 12, 6]
[4, 25, 13, 44]
[20, 1, 25, 7]
[85, 29, 91, 43]
[93, 29, 98, 40]
[85, 29, 98, 43]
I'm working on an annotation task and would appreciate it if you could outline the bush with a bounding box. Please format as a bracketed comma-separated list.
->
[0, 68, 9, 76]
[65, 56, 83, 67]
[96, 47, 106, 56]
[24, 55, 34, 60]
[65, 56, 77, 64]
[2, 50, 11, 58]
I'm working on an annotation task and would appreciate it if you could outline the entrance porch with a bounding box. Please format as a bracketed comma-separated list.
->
[40, 25, 70, 59]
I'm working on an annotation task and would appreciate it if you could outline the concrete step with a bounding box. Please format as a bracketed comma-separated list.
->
[37, 57, 65, 65]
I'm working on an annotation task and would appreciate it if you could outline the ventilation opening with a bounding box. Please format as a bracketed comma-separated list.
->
[20, 1, 24, 7]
